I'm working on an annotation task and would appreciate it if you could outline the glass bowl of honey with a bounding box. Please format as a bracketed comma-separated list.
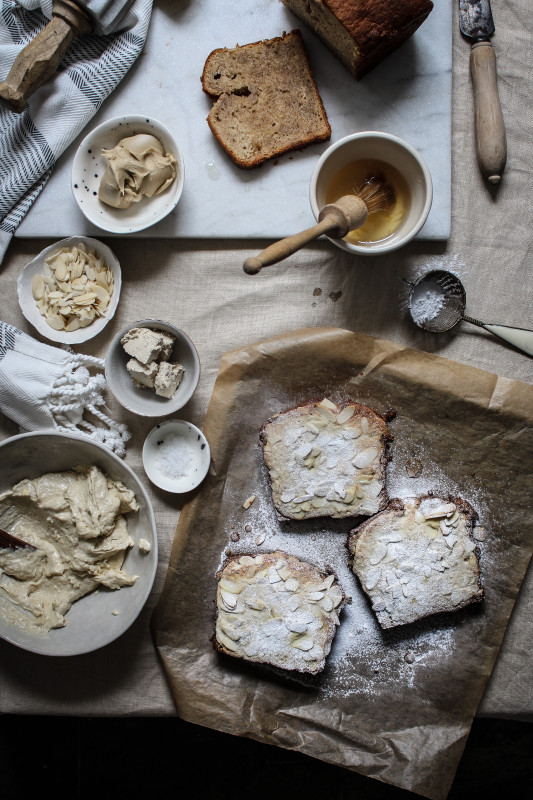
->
[310, 131, 432, 255]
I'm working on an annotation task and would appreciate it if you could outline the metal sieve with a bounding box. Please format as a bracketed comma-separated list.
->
[406, 270, 533, 357]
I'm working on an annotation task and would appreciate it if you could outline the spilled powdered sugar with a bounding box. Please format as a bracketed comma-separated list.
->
[212, 312, 515, 707]
[216, 386, 498, 701]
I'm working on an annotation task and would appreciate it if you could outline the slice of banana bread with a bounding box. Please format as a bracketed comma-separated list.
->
[213, 550, 345, 674]
[260, 398, 392, 520]
[347, 496, 484, 629]
[201, 30, 331, 168]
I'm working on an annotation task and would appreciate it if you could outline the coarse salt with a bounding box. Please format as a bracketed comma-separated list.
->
[155, 432, 193, 479]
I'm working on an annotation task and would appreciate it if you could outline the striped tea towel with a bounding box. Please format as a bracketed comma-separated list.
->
[0, 0, 153, 264]
[0, 320, 131, 456]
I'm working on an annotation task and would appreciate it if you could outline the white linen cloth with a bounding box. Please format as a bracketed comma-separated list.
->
[0, 0, 152, 263]
[0, 0, 531, 724]
[0, 320, 130, 454]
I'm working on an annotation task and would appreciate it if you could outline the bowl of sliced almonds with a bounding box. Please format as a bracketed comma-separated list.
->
[17, 236, 121, 344]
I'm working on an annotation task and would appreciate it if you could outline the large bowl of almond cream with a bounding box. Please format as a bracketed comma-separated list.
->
[0, 432, 157, 656]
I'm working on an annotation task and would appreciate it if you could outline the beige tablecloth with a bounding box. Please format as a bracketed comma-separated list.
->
[0, 1, 532, 719]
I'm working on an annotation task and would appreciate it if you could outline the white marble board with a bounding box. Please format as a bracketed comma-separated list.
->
[16, 0, 452, 241]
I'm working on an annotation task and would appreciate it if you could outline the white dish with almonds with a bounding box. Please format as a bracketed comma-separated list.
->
[17, 236, 121, 344]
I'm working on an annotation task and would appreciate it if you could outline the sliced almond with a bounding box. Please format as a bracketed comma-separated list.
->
[424, 503, 457, 519]
[220, 589, 238, 609]
[336, 405, 356, 424]
[217, 630, 239, 651]
[352, 447, 378, 469]
[31, 274, 45, 300]
[318, 397, 337, 411]
[46, 313, 65, 330]
[64, 318, 81, 332]
[219, 578, 242, 594]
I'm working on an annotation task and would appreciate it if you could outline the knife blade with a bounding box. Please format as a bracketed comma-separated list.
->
[459, 0, 507, 183]
[0, 0, 134, 114]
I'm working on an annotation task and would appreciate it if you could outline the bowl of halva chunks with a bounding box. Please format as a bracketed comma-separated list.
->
[105, 319, 200, 417]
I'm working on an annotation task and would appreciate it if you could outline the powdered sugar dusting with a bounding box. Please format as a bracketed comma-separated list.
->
[216, 427, 487, 699]
[211, 332, 524, 716]
[400, 253, 467, 316]
[410, 285, 446, 326]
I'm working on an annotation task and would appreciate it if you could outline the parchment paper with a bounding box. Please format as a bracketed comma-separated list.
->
[151, 327, 533, 800]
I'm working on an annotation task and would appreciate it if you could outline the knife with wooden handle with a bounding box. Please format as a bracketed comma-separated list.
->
[459, 0, 507, 184]
[0, 0, 134, 114]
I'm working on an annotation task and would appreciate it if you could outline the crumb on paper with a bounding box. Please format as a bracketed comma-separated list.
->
[242, 494, 256, 509]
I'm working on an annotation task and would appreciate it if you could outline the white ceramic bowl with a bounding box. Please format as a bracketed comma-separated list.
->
[142, 419, 210, 493]
[71, 114, 184, 234]
[310, 131, 433, 256]
[0, 431, 158, 656]
[105, 319, 200, 417]
[17, 236, 121, 344]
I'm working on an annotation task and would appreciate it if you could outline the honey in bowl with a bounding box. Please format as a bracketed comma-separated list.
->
[325, 159, 410, 245]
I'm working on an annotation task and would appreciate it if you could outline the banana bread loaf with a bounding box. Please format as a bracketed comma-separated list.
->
[281, 0, 434, 79]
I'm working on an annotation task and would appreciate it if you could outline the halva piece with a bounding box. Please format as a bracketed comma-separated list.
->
[120, 326, 185, 399]
[121, 327, 174, 365]
[154, 361, 185, 399]
[126, 358, 159, 388]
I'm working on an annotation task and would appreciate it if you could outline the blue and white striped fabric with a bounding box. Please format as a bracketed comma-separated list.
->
[0, 0, 152, 263]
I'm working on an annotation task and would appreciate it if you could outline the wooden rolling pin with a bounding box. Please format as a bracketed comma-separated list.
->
[0, 1, 92, 114]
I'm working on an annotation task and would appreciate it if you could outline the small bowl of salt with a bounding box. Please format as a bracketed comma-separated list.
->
[142, 419, 210, 493]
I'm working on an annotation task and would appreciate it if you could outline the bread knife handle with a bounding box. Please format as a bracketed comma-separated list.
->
[0, 1, 92, 114]
[470, 41, 507, 184]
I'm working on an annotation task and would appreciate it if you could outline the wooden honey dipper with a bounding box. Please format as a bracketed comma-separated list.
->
[243, 174, 395, 275]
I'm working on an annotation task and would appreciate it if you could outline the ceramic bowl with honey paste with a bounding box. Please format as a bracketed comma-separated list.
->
[309, 131, 433, 256]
